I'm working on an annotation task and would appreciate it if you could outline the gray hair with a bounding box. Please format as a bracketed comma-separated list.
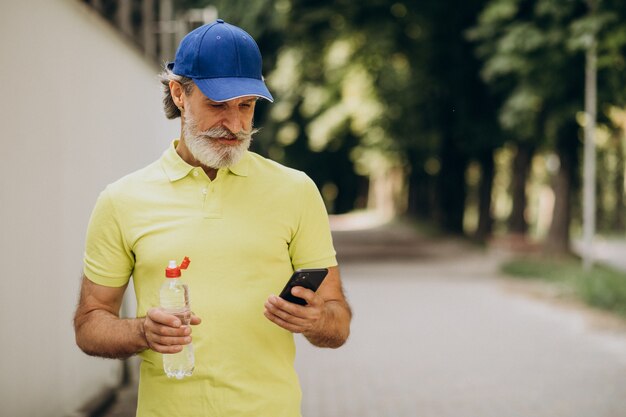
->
[158, 67, 196, 119]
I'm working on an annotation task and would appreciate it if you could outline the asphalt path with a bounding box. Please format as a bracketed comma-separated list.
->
[296, 222, 626, 417]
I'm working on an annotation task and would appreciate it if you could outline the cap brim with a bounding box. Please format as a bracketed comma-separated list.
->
[193, 77, 274, 103]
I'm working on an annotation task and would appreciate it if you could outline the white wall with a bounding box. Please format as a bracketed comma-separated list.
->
[0, 1, 179, 416]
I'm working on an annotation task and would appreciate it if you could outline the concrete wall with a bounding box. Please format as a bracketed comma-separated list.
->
[0, 1, 179, 416]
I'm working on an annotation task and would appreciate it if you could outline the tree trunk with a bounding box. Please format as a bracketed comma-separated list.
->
[330, 132, 362, 214]
[545, 156, 572, 253]
[406, 164, 420, 218]
[545, 124, 579, 254]
[595, 149, 606, 231]
[613, 131, 625, 231]
[582, 29, 597, 270]
[508, 143, 534, 234]
[475, 149, 495, 241]
[406, 152, 432, 220]
[406, 147, 441, 222]
[437, 137, 468, 234]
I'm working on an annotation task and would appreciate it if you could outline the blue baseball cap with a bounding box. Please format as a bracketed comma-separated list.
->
[168, 19, 273, 103]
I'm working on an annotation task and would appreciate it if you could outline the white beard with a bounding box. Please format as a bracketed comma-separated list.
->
[182, 109, 255, 169]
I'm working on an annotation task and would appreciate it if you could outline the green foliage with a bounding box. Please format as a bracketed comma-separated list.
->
[174, 0, 626, 236]
[468, 0, 586, 145]
[470, 0, 626, 137]
[502, 257, 626, 318]
[502, 256, 581, 281]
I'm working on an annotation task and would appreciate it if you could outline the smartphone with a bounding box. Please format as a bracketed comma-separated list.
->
[279, 268, 329, 306]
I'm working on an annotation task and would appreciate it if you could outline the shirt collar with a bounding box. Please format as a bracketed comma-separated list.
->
[161, 139, 250, 182]
[227, 151, 250, 177]
[161, 140, 194, 182]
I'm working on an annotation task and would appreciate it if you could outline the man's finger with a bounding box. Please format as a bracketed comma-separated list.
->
[264, 301, 309, 327]
[264, 310, 304, 333]
[268, 295, 308, 317]
[150, 333, 192, 346]
[148, 323, 191, 338]
[150, 341, 186, 354]
[290, 287, 319, 305]
[147, 308, 184, 327]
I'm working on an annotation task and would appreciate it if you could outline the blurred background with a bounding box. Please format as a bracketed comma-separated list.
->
[1, 1, 626, 416]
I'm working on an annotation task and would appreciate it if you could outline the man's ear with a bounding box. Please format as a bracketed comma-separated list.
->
[169, 80, 185, 110]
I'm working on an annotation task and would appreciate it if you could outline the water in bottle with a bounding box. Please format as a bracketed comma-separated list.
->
[160, 257, 195, 379]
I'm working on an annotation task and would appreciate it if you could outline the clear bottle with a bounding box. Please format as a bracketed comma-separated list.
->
[160, 257, 195, 379]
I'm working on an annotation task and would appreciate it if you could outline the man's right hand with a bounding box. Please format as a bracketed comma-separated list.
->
[144, 308, 202, 354]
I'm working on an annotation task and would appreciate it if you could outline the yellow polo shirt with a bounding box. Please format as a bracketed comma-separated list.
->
[84, 140, 337, 417]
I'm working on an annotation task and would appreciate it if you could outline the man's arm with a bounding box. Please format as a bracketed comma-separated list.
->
[74, 276, 200, 359]
[264, 266, 352, 348]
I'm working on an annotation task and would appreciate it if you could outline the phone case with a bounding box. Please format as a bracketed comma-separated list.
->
[279, 268, 328, 305]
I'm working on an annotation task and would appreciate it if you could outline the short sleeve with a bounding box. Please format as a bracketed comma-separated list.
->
[83, 188, 135, 287]
[288, 175, 337, 269]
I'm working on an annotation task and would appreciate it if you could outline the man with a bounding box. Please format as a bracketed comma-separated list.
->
[74, 20, 351, 417]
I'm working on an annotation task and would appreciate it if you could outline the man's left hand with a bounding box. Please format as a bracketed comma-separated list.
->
[264, 287, 324, 334]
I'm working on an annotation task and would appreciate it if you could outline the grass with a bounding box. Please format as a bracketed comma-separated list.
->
[501, 256, 626, 319]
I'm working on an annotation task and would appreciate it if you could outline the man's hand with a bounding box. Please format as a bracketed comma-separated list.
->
[264, 287, 324, 334]
[144, 308, 202, 354]
[264, 266, 352, 348]
[74, 276, 204, 358]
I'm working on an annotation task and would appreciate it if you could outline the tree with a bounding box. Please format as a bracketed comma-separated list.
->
[469, 0, 589, 253]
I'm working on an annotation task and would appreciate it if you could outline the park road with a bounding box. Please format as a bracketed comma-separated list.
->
[100, 219, 626, 417]
[296, 221, 626, 417]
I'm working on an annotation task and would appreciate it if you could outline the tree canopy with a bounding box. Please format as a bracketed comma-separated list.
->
[171, 0, 626, 252]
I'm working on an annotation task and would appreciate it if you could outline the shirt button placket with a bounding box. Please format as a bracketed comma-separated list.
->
[204, 182, 222, 219]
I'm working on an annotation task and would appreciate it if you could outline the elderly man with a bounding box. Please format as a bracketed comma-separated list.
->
[74, 20, 351, 417]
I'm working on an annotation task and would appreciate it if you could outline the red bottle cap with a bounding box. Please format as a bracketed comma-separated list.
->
[165, 257, 191, 278]
[180, 257, 191, 270]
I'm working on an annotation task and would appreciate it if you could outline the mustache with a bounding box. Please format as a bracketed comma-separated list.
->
[196, 127, 258, 141]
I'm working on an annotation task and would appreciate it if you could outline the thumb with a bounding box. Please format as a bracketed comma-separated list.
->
[190, 312, 202, 325]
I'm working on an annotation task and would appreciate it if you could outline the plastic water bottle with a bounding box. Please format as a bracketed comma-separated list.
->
[160, 257, 195, 379]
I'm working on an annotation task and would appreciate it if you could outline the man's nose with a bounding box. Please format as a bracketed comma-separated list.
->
[222, 107, 243, 133]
